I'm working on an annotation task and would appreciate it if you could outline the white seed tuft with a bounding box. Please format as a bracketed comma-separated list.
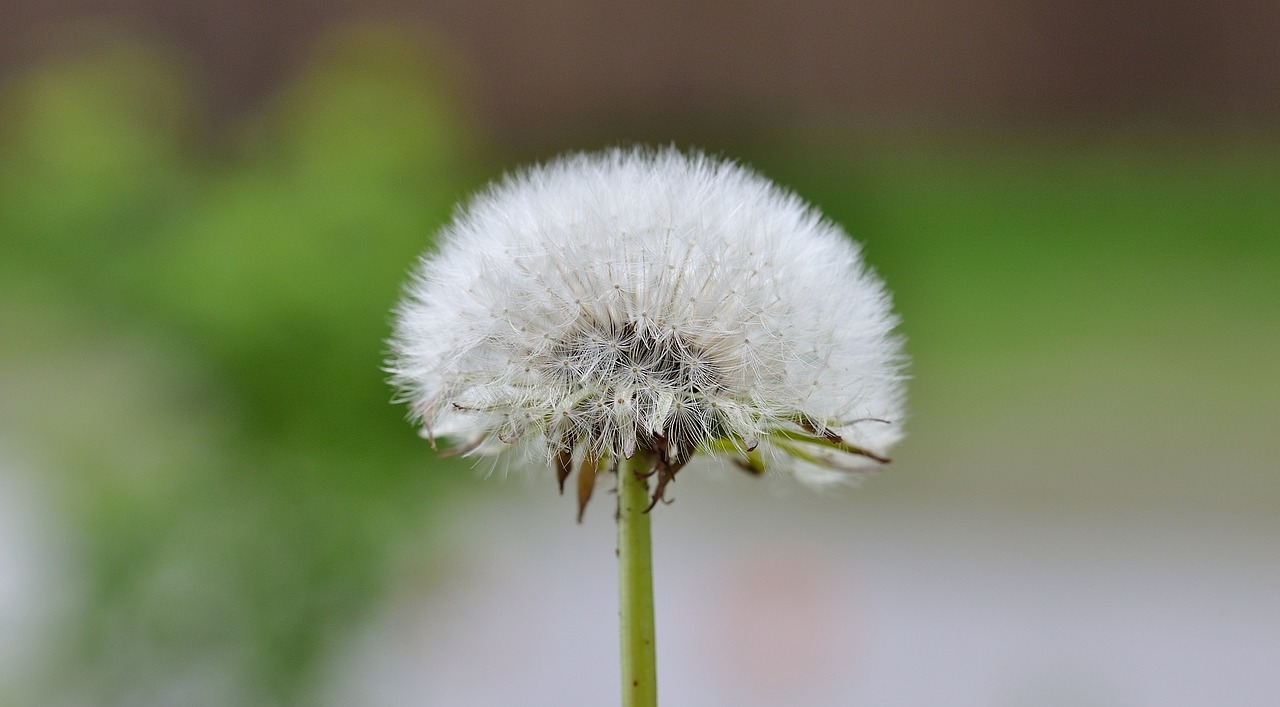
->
[389, 148, 907, 490]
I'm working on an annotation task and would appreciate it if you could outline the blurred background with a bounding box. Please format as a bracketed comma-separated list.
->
[1, 2, 1277, 706]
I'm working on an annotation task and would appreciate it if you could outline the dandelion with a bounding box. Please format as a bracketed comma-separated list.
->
[390, 148, 906, 506]
[388, 148, 906, 706]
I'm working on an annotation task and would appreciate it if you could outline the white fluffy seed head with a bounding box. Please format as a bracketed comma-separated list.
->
[389, 148, 906, 488]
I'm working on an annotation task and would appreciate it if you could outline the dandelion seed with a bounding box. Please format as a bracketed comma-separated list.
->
[388, 148, 907, 514]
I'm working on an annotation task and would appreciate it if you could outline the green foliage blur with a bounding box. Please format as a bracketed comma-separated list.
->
[0, 28, 485, 706]
[755, 139, 1280, 509]
[2, 23, 1278, 707]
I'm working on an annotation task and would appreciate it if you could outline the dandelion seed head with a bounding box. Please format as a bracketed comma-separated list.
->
[390, 148, 906, 491]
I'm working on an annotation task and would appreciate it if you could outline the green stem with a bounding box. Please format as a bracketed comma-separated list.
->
[618, 456, 658, 707]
